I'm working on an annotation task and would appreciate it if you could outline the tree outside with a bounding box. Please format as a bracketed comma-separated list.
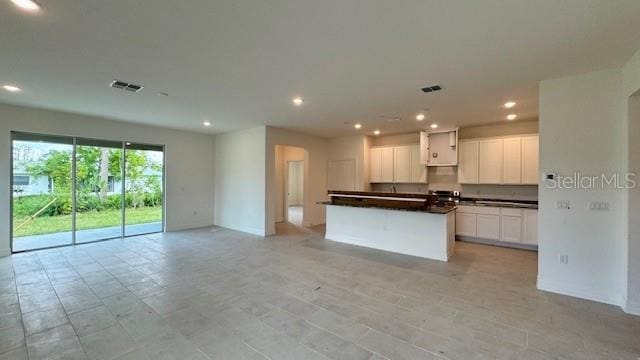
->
[12, 141, 163, 238]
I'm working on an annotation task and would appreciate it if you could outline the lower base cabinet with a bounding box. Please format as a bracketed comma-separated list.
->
[455, 205, 537, 248]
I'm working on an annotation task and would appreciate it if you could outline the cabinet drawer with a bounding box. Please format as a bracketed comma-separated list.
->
[500, 208, 522, 217]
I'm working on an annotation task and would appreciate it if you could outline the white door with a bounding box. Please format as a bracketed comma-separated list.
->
[370, 148, 382, 183]
[328, 159, 356, 191]
[409, 144, 427, 183]
[381, 147, 394, 183]
[522, 135, 539, 184]
[287, 161, 304, 206]
[479, 139, 504, 184]
[476, 214, 500, 240]
[522, 209, 538, 245]
[458, 140, 479, 184]
[455, 212, 477, 237]
[394, 146, 411, 183]
[503, 137, 522, 184]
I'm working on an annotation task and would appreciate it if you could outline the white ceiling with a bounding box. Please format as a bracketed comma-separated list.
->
[1, 0, 640, 138]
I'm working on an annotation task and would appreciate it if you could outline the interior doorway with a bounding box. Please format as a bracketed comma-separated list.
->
[275, 144, 307, 228]
[286, 160, 304, 225]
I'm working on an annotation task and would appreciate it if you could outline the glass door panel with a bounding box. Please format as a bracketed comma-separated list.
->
[124, 143, 164, 236]
[12, 133, 74, 251]
[75, 138, 124, 244]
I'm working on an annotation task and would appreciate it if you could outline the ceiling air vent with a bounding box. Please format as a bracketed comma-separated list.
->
[110, 80, 144, 93]
[421, 84, 443, 93]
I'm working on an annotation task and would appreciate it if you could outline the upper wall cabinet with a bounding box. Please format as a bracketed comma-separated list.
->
[420, 129, 458, 166]
[478, 139, 504, 184]
[522, 135, 539, 184]
[370, 144, 427, 183]
[458, 134, 538, 185]
[503, 137, 522, 184]
[458, 140, 479, 184]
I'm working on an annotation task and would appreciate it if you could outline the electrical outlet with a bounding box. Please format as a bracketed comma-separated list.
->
[556, 200, 571, 209]
[589, 201, 610, 211]
[560, 254, 569, 264]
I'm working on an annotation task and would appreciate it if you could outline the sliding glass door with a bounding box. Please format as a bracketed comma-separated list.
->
[75, 138, 124, 244]
[10, 132, 164, 252]
[124, 143, 164, 237]
[11, 133, 74, 252]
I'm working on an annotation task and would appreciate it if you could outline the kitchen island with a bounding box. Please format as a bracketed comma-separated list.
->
[323, 191, 456, 261]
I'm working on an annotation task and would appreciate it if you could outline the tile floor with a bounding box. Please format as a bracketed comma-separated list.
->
[0, 223, 638, 360]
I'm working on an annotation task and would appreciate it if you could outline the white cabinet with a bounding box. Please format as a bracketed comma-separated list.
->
[370, 147, 382, 183]
[370, 145, 427, 184]
[381, 147, 394, 183]
[410, 144, 427, 183]
[455, 212, 477, 237]
[522, 135, 539, 184]
[500, 208, 522, 243]
[457, 134, 538, 185]
[458, 141, 479, 184]
[522, 209, 538, 245]
[503, 137, 522, 184]
[479, 139, 503, 184]
[456, 206, 537, 247]
[393, 146, 411, 183]
[476, 214, 500, 240]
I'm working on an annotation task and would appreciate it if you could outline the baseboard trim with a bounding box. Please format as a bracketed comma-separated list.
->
[623, 298, 640, 316]
[166, 221, 214, 232]
[0, 248, 10, 257]
[213, 222, 265, 237]
[537, 276, 624, 308]
[456, 236, 538, 251]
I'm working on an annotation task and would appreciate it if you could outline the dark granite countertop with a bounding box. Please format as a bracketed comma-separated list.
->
[458, 198, 538, 209]
[320, 201, 456, 214]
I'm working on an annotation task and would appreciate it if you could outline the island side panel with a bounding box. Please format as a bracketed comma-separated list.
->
[325, 205, 451, 261]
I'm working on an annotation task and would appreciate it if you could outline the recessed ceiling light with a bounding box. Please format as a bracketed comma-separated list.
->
[203, 121, 211, 127]
[11, 0, 40, 11]
[2, 84, 21, 92]
[430, 123, 438, 129]
[506, 114, 517, 120]
[292, 97, 304, 106]
[354, 123, 362, 129]
[504, 101, 516, 108]
[416, 113, 425, 121]
[373, 130, 381, 135]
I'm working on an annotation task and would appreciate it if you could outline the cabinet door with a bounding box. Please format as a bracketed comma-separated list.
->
[500, 215, 522, 243]
[458, 141, 479, 184]
[370, 148, 382, 183]
[479, 139, 504, 184]
[381, 147, 394, 183]
[522, 136, 539, 184]
[455, 212, 477, 237]
[503, 137, 522, 184]
[410, 144, 427, 183]
[393, 146, 411, 183]
[476, 214, 500, 240]
[522, 209, 538, 245]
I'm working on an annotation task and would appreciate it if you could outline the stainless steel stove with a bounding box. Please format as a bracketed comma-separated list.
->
[430, 190, 460, 207]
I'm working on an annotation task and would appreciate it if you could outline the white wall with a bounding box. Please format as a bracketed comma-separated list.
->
[538, 68, 628, 307]
[622, 48, 640, 314]
[266, 126, 328, 234]
[0, 103, 215, 256]
[213, 126, 266, 236]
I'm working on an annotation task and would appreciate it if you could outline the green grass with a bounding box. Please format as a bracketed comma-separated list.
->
[13, 206, 162, 237]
